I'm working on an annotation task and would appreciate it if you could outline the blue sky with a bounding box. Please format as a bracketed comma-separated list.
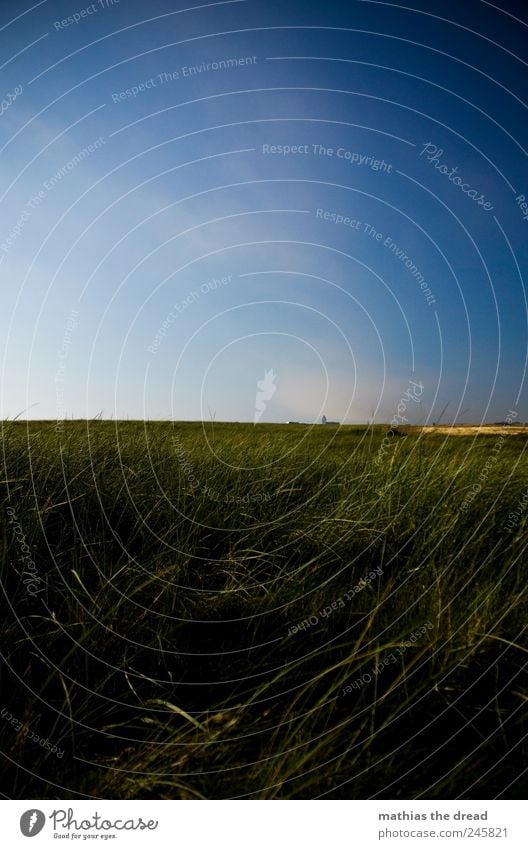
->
[0, 0, 527, 423]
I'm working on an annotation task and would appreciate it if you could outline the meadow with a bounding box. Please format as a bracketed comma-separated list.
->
[1, 420, 527, 799]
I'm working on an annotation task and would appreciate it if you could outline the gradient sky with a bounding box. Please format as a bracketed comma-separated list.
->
[1, 0, 527, 423]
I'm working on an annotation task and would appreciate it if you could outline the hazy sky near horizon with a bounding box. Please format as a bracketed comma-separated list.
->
[0, 0, 527, 423]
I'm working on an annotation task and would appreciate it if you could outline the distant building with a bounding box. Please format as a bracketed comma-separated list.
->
[321, 415, 339, 425]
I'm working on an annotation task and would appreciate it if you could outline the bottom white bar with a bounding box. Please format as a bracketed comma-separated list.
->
[3, 800, 525, 848]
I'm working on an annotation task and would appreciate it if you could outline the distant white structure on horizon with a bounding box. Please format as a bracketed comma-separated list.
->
[321, 415, 339, 425]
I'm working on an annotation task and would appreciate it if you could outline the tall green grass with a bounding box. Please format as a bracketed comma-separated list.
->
[1, 421, 527, 798]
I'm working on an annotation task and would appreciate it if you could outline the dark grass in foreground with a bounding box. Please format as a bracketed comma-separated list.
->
[1, 421, 527, 799]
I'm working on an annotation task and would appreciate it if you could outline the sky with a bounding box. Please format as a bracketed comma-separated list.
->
[0, 0, 527, 424]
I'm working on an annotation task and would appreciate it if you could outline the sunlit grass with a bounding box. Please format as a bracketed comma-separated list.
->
[1, 420, 527, 798]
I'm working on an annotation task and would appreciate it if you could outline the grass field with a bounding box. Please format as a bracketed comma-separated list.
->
[1, 420, 527, 799]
